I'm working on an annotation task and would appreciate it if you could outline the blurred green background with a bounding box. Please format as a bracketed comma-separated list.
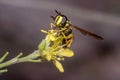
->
[0, 0, 120, 80]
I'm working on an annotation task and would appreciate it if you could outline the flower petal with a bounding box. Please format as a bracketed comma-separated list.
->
[59, 49, 74, 57]
[53, 60, 64, 72]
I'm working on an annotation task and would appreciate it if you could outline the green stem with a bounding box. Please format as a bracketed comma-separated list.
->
[0, 52, 9, 63]
[0, 50, 41, 73]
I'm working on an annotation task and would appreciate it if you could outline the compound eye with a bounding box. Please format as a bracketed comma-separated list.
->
[55, 15, 67, 26]
[61, 17, 66, 24]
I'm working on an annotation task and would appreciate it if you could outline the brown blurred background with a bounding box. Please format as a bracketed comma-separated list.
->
[0, 0, 120, 80]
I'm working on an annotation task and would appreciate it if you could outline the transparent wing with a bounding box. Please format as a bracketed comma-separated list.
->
[72, 25, 103, 40]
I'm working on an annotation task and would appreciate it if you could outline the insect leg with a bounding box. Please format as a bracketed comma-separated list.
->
[50, 23, 56, 29]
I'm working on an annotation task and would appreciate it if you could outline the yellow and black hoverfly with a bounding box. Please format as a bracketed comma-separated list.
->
[50, 10, 103, 48]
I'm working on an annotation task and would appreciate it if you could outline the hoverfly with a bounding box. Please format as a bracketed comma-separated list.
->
[50, 10, 103, 48]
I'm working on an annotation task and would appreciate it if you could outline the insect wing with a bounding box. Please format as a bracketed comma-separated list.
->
[72, 25, 103, 40]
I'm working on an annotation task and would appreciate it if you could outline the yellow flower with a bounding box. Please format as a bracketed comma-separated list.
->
[40, 46, 74, 72]
[39, 29, 74, 72]
[53, 49, 74, 72]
